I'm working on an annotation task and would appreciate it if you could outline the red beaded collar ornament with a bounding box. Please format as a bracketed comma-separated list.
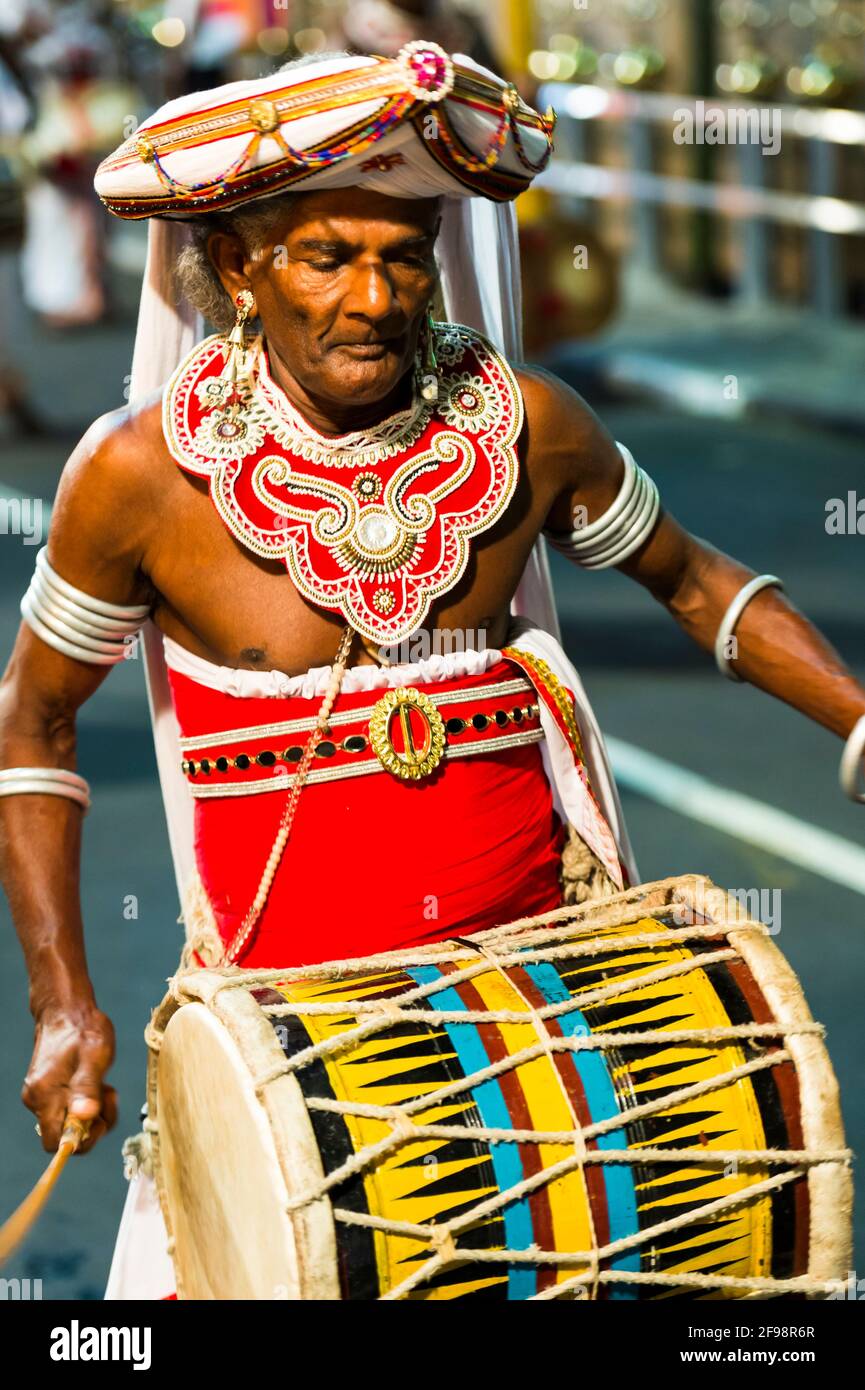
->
[163, 322, 523, 645]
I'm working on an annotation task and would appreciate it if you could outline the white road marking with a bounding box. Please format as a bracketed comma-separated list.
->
[607, 736, 865, 898]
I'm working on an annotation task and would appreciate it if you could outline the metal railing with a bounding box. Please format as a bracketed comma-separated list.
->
[537, 82, 865, 315]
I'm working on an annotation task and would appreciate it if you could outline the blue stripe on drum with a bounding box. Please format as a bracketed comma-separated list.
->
[406, 965, 537, 1300]
[522, 961, 641, 1299]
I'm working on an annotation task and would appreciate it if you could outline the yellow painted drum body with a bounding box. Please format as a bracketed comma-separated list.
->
[147, 877, 852, 1300]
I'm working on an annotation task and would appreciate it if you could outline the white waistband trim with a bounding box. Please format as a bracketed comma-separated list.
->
[162, 634, 505, 699]
[179, 676, 535, 750]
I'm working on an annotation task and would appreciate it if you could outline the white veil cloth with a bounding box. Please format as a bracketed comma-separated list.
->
[105, 190, 639, 1304]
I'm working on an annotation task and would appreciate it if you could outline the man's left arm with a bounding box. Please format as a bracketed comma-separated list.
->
[525, 369, 865, 748]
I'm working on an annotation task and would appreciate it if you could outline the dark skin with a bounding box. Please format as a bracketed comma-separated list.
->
[1, 188, 863, 1154]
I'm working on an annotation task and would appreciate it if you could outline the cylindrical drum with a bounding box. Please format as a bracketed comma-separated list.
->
[146, 875, 852, 1300]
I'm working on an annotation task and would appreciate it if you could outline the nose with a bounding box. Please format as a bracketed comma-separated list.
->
[342, 260, 398, 324]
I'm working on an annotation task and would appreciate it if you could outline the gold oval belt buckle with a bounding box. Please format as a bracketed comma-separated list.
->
[369, 687, 446, 781]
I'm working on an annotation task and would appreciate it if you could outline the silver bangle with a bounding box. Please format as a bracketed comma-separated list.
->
[35, 548, 149, 623]
[543, 443, 661, 570]
[715, 574, 784, 682]
[560, 442, 640, 543]
[21, 548, 149, 666]
[30, 568, 141, 637]
[0, 767, 91, 811]
[579, 473, 660, 570]
[22, 590, 132, 658]
[840, 714, 865, 804]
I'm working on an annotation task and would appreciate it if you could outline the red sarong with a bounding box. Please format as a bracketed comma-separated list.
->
[168, 658, 566, 967]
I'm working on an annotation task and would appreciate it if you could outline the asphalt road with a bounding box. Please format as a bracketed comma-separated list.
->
[0, 294, 862, 1300]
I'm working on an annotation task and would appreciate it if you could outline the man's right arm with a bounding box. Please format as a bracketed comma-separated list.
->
[0, 407, 158, 1153]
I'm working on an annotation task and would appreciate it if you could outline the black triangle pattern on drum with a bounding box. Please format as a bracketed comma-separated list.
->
[696, 948, 800, 1284]
[627, 1054, 707, 1086]
[634, 1172, 732, 1204]
[354, 1057, 459, 1090]
[390, 1134, 482, 1171]
[248, 904, 805, 1301]
[341, 1033, 451, 1066]
[537, 914, 801, 1299]
[252, 990, 381, 1300]
[256, 974, 510, 1299]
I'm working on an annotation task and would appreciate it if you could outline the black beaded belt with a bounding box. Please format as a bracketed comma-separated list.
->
[179, 674, 545, 796]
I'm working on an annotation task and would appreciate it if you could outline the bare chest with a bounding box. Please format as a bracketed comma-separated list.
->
[144, 457, 551, 676]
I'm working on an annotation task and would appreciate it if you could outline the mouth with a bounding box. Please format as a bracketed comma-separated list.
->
[332, 339, 401, 360]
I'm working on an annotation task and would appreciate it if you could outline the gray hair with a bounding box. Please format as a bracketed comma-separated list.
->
[175, 195, 297, 331]
[174, 53, 351, 331]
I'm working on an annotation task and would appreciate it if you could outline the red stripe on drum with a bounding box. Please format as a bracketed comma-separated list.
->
[724, 956, 811, 1280]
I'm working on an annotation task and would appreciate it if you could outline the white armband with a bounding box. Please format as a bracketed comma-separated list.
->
[21, 548, 150, 666]
[714, 574, 784, 682]
[542, 443, 660, 569]
[0, 768, 90, 810]
[840, 714, 865, 804]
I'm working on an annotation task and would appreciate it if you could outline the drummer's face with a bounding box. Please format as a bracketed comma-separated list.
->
[210, 189, 442, 418]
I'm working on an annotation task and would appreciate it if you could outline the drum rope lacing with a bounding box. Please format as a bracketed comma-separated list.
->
[159, 887, 853, 1299]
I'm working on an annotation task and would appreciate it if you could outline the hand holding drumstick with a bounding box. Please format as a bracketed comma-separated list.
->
[23, 1000, 117, 1155]
[0, 999, 116, 1265]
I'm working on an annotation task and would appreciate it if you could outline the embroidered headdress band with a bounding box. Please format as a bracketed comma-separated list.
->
[94, 44, 555, 220]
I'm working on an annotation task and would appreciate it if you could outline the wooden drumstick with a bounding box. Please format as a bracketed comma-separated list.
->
[0, 1115, 92, 1267]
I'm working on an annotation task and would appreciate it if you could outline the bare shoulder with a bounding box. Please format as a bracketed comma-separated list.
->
[514, 364, 618, 466]
[514, 365, 624, 531]
[515, 365, 596, 440]
[55, 393, 168, 512]
[46, 393, 172, 603]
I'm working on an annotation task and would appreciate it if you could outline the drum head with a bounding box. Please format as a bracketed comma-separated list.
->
[156, 1003, 298, 1299]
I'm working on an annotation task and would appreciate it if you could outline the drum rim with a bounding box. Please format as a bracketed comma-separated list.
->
[689, 879, 853, 1286]
[147, 980, 340, 1300]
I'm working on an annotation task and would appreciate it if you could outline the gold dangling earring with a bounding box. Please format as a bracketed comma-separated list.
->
[222, 288, 255, 389]
[417, 306, 439, 403]
[213, 289, 255, 441]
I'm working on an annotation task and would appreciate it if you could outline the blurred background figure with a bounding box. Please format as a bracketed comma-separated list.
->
[341, 0, 498, 69]
[514, 0, 865, 374]
[0, 0, 44, 430]
[17, 1, 140, 328]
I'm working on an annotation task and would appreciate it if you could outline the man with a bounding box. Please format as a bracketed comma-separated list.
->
[1, 44, 863, 1299]
[341, 0, 500, 71]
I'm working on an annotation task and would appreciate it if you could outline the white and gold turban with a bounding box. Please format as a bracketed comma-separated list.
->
[94, 43, 555, 219]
